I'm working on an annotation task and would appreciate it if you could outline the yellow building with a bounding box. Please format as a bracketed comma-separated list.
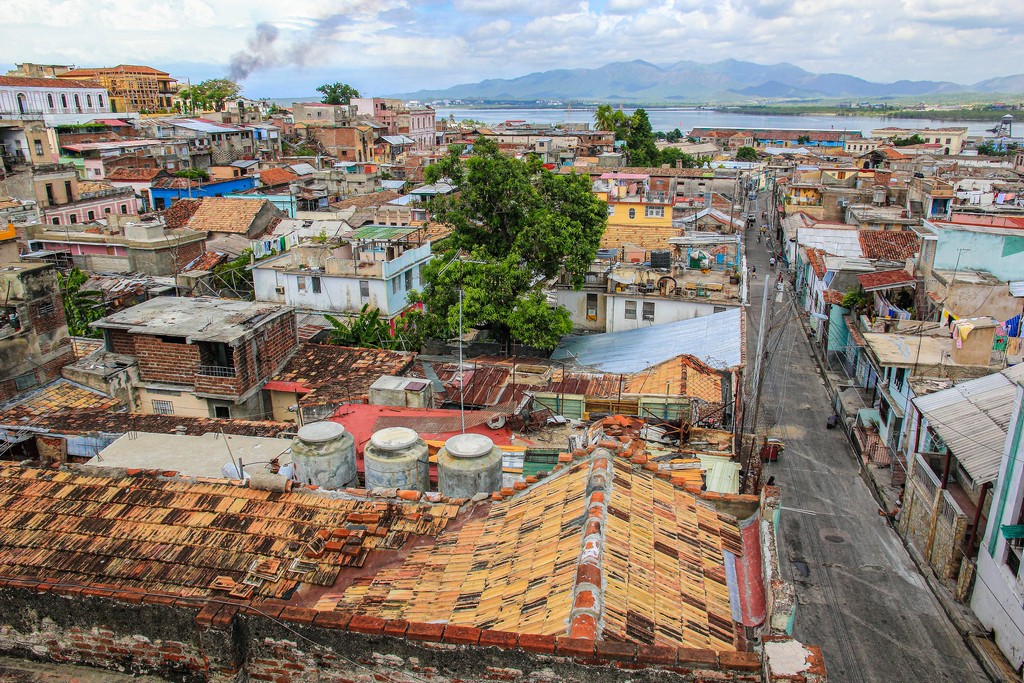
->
[57, 65, 177, 113]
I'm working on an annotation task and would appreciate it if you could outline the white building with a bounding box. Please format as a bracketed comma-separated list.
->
[253, 225, 432, 320]
[0, 76, 111, 125]
[971, 379, 1024, 670]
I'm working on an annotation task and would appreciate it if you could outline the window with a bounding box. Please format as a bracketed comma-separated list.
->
[311, 276, 321, 294]
[391, 276, 400, 294]
[628, 208, 636, 220]
[46, 94, 54, 108]
[35, 300, 54, 316]
[297, 276, 307, 292]
[60, 94, 67, 108]
[69, 214, 77, 224]
[34, 140, 43, 156]
[586, 293, 598, 321]
[404, 269, 413, 290]
[642, 301, 655, 321]
[98, 94, 103, 107]
[86, 210, 95, 221]
[878, 395, 890, 425]
[120, 204, 128, 214]
[44, 184, 55, 205]
[214, 405, 231, 419]
[893, 367, 906, 392]
[713, 305, 727, 314]
[86, 94, 92, 107]
[945, 138, 951, 144]
[51, 217, 60, 225]
[624, 300, 637, 320]
[73, 94, 80, 109]
[359, 280, 370, 298]
[152, 400, 175, 415]
[64, 181, 73, 200]
[606, 204, 615, 216]
[645, 206, 664, 218]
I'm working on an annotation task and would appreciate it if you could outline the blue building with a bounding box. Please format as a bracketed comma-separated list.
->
[150, 176, 256, 210]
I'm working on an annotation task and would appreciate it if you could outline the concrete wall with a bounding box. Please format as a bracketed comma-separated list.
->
[137, 384, 212, 418]
[604, 295, 728, 333]
[556, 289, 607, 332]
[930, 224, 1024, 282]
[253, 268, 418, 318]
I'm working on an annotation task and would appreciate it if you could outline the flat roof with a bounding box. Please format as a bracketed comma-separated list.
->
[61, 139, 169, 152]
[91, 296, 292, 344]
[88, 431, 292, 479]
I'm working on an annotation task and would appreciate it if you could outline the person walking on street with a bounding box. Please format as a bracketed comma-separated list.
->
[751, 265, 757, 279]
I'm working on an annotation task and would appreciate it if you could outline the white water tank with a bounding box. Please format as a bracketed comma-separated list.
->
[363, 427, 430, 492]
[437, 433, 503, 498]
[291, 421, 357, 490]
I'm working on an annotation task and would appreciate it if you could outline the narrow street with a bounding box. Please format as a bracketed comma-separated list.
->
[742, 194, 988, 682]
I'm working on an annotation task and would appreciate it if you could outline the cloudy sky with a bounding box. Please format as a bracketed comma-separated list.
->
[3, 0, 1022, 97]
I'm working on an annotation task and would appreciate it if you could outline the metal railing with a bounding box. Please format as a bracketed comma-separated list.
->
[913, 452, 941, 500]
[196, 365, 237, 378]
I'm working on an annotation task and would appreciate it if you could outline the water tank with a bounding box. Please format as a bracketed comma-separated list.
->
[650, 250, 671, 270]
[291, 421, 357, 490]
[363, 427, 430, 492]
[437, 433, 503, 498]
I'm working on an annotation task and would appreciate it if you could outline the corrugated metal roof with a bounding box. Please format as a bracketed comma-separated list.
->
[1010, 281, 1024, 297]
[912, 364, 1024, 485]
[797, 226, 864, 258]
[551, 308, 743, 373]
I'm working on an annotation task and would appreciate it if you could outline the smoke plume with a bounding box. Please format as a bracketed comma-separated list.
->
[227, 23, 281, 81]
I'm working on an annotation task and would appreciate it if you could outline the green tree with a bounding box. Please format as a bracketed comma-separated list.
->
[736, 146, 759, 162]
[317, 82, 360, 105]
[179, 79, 242, 112]
[891, 134, 925, 147]
[175, 168, 209, 181]
[415, 138, 607, 349]
[626, 108, 659, 167]
[665, 128, 683, 143]
[796, 135, 811, 144]
[594, 104, 616, 132]
[658, 148, 698, 168]
[57, 267, 105, 337]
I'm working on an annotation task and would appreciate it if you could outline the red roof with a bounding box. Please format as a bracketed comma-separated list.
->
[259, 167, 300, 187]
[822, 289, 845, 305]
[857, 269, 916, 292]
[0, 76, 101, 89]
[107, 167, 164, 182]
[858, 230, 920, 261]
[805, 248, 827, 279]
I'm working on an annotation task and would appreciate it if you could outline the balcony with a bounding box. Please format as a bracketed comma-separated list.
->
[196, 365, 237, 378]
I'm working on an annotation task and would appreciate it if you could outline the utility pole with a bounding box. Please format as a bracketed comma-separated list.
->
[744, 278, 772, 493]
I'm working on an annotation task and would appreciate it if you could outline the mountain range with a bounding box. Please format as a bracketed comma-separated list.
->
[393, 59, 1024, 103]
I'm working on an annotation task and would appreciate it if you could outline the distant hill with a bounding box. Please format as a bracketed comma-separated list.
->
[392, 59, 1023, 103]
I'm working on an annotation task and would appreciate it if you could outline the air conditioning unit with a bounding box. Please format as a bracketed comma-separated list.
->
[274, 286, 285, 295]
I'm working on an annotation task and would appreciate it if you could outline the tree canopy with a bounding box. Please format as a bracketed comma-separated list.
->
[317, 82, 360, 105]
[178, 79, 241, 112]
[658, 147, 700, 168]
[736, 146, 759, 162]
[413, 137, 607, 349]
[626, 109, 659, 167]
[593, 104, 631, 140]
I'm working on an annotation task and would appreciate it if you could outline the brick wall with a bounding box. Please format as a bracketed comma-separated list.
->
[134, 334, 202, 386]
[28, 291, 67, 339]
[0, 577, 811, 683]
[173, 240, 205, 274]
[108, 329, 135, 355]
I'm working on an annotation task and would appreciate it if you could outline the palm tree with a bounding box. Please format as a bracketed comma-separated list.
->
[56, 267, 105, 337]
[594, 104, 615, 132]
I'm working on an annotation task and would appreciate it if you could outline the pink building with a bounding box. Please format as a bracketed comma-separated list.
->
[41, 186, 140, 226]
[352, 98, 436, 151]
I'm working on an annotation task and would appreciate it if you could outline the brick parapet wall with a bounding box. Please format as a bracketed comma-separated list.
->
[0, 576, 787, 683]
[134, 334, 202, 387]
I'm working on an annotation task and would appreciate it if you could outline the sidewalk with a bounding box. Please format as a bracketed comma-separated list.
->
[792, 295, 1016, 683]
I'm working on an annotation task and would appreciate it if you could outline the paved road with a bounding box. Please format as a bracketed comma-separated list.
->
[742, 196, 988, 683]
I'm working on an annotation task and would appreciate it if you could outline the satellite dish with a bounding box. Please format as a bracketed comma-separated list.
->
[486, 414, 507, 430]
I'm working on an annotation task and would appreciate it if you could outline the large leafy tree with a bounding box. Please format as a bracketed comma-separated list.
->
[179, 79, 242, 112]
[736, 146, 759, 162]
[415, 138, 607, 349]
[658, 148, 699, 168]
[317, 82, 360, 105]
[626, 108, 659, 167]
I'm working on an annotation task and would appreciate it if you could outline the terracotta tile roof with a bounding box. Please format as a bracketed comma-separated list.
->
[185, 197, 270, 235]
[14, 410, 291, 438]
[0, 465, 458, 602]
[160, 198, 201, 229]
[0, 380, 120, 424]
[259, 168, 299, 187]
[858, 230, 920, 261]
[0, 76, 101, 89]
[332, 190, 402, 209]
[805, 248, 827, 279]
[857, 269, 916, 292]
[624, 355, 724, 403]
[107, 167, 163, 182]
[77, 181, 114, 194]
[602, 458, 739, 650]
[183, 250, 227, 272]
[845, 316, 866, 347]
[822, 289, 845, 305]
[267, 344, 416, 409]
[152, 177, 197, 190]
[601, 224, 681, 250]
